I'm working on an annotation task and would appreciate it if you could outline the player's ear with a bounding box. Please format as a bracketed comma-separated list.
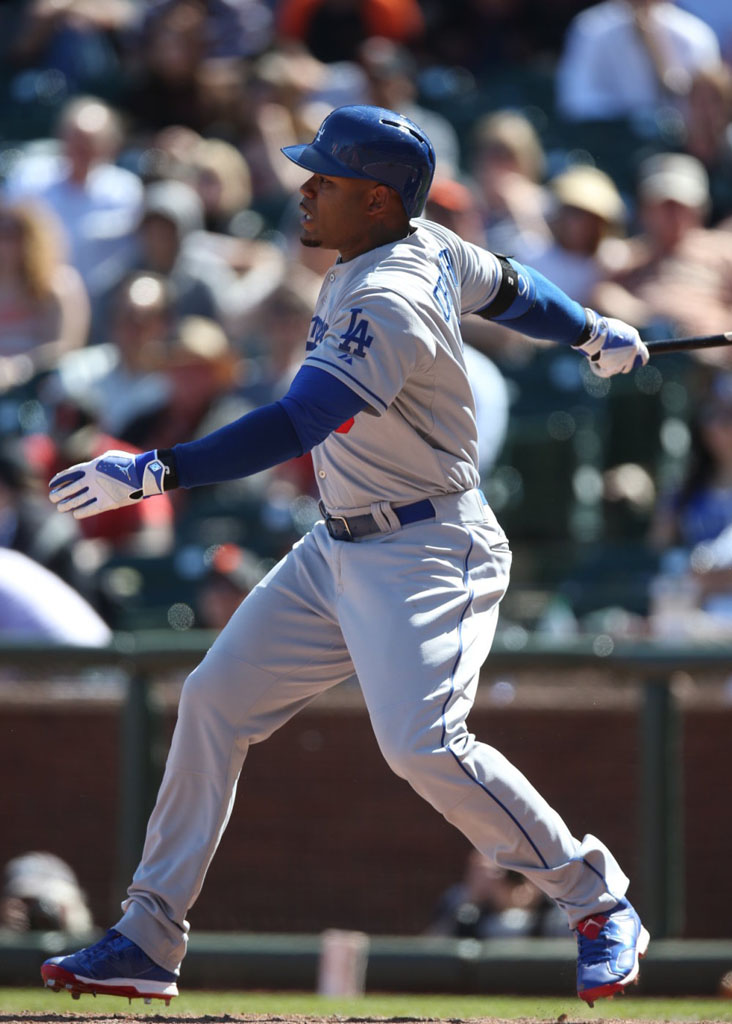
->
[367, 183, 392, 215]
[367, 184, 408, 229]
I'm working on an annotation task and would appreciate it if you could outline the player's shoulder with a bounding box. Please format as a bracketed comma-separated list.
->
[343, 274, 422, 327]
[411, 216, 465, 253]
[343, 220, 454, 287]
[372, 218, 473, 281]
[410, 217, 498, 274]
[339, 253, 435, 333]
[355, 218, 496, 299]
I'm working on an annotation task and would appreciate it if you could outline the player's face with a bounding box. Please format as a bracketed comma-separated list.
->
[298, 173, 378, 261]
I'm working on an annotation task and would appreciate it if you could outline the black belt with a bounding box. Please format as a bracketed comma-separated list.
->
[319, 498, 436, 541]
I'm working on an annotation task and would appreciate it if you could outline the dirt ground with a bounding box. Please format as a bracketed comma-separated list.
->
[0, 1013, 658, 1023]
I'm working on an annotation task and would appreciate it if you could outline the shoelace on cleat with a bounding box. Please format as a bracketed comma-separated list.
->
[69, 929, 175, 983]
[72, 931, 134, 974]
[576, 915, 613, 965]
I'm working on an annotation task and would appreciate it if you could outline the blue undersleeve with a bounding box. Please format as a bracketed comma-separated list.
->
[173, 366, 366, 489]
[281, 364, 367, 449]
[485, 258, 588, 343]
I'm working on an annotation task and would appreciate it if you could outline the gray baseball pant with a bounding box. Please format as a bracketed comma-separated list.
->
[115, 489, 628, 971]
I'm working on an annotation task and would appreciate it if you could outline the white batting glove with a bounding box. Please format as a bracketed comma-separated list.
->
[573, 309, 649, 378]
[49, 450, 170, 519]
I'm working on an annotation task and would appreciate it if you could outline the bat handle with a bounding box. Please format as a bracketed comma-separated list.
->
[645, 332, 732, 354]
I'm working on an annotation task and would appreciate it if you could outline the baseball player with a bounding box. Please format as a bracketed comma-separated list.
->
[42, 106, 649, 1008]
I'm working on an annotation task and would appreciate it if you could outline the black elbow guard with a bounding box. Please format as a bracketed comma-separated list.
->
[477, 255, 537, 322]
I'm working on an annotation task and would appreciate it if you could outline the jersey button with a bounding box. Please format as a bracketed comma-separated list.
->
[329, 273, 335, 282]
[318, 470, 326, 478]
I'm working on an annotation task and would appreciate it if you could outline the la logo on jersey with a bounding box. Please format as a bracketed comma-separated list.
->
[306, 315, 328, 351]
[337, 308, 373, 364]
[306, 309, 374, 366]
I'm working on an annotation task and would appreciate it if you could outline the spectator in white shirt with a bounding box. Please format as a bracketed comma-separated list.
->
[556, 0, 721, 123]
[3, 96, 143, 305]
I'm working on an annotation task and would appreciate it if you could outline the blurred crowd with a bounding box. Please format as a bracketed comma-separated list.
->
[0, 0, 731, 642]
[0, 850, 94, 936]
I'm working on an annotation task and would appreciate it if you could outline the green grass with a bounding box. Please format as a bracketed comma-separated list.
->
[2, 989, 732, 1021]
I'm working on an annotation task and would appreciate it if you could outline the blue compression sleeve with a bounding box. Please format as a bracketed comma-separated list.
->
[480, 257, 588, 344]
[172, 366, 366, 489]
[281, 364, 367, 449]
[173, 403, 302, 488]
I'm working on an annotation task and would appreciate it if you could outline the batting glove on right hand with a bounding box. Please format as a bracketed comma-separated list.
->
[573, 309, 649, 378]
[49, 449, 170, 519]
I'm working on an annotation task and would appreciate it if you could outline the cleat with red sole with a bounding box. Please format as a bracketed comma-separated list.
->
[576, 897, 649, 1006]
[40, 929, 179, 1004]
[42, 962, 177, 1003]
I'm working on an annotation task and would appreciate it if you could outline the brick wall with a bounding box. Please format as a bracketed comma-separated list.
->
[1, 693, 728, 937]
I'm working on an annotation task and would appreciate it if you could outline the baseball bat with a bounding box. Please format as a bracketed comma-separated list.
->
[645, 331, 732, 354]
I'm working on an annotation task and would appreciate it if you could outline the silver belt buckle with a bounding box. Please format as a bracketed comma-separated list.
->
[330, 515, 353, 540]
[319, 501, 354, 541]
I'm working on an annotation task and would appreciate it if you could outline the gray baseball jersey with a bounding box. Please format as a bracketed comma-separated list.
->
[304, 218, 498, 511]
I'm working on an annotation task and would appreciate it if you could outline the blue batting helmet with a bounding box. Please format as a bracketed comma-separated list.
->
[281, 105, 436, 219]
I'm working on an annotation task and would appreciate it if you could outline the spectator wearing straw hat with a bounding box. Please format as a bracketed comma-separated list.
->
[516, 164, 626, 306]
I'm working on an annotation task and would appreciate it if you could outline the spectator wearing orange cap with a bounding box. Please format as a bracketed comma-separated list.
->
[276, 0, 424, 63]
[424, 173, 537, 382]
[423, 177, 511, 478]
[425, 177, 485, 246]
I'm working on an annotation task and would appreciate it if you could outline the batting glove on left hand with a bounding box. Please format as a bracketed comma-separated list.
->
[574, 309, 649, 378]
[49, 449, 170, 519]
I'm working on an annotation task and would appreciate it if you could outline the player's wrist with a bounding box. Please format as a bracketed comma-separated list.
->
[132, 450, 179, 498]
[154, 449, 180, 491]
[572, 308, 600, 350]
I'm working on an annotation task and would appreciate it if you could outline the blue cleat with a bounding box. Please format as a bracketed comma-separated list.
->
[41, 928, 179, 1004]
[576, 898, 650, 1006]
